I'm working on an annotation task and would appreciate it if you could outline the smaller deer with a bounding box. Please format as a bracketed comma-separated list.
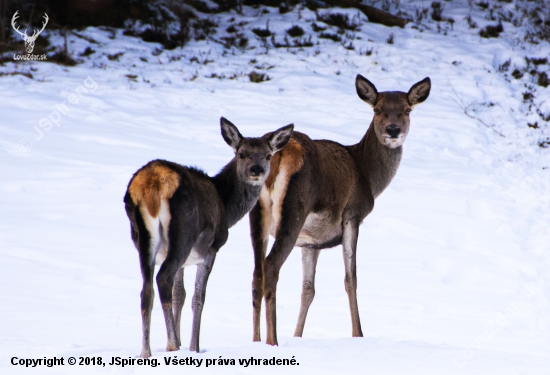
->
[124, 118, 293, 358]
[11, 11, 49, 54]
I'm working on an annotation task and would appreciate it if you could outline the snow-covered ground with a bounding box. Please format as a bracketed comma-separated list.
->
[1, 2, 550, 374]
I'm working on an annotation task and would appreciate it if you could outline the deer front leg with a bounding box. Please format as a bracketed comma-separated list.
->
[342, 219, 363, 337]
[172, 267, 185, 347]
[249, 203, 269, 342]
[294, 247, 320, 337]
[189, 251, 216, 353]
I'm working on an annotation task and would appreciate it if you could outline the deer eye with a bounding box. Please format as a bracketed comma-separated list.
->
[266, 154, 271, 160]
[405, 109, 411, 115]
[238, 153, 245, 159]
[374, 109, 381, 115]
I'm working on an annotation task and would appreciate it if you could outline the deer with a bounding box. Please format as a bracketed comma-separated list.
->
[249, 75, 431, 345]
[11, 11, 49, 54]
[124, 118, 293, 358]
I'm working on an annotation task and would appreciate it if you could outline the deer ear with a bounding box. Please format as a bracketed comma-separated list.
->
[408, 77, 431, 106]
[220, 117, 243, 152]
[356, 74, 378, 106]
[267, 124, 294, 153]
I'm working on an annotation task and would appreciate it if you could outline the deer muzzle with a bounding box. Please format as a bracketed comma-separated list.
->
[386, 124, 401, 138]
[250, 165, 265, 177]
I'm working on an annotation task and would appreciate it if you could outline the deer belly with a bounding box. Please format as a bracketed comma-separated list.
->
[182, 248, 205, 266]
[182, 230, 213, 267]
[262, 186, 343, 248]
[155, 246, 205, 267]
[295, 211, 343, 249]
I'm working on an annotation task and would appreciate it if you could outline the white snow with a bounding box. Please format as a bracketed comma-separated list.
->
[1, 1, 550, 374]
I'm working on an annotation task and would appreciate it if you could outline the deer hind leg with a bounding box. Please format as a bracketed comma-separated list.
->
[294, 247, 320, 337]
[172, 267, 185, 347]
[342, 219, 363, 337]
[156, 215, 198, 353]
[157, 258, 182, 352]
[139, 253, 155, 358]
[189, 250, 216, 352]
[249, 203, 269, 342]
[127, 199, 156, 359]
[264, 193, 309, 346]
[264, 232, 302, 346]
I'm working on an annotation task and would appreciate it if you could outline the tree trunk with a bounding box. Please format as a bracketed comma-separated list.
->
[325, 0, 407, 28]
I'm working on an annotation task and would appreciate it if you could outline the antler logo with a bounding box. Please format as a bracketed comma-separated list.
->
[12, 11, 49, 54]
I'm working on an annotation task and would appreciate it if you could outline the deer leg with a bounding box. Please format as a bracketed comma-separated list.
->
[172, 267, 185, 347]
[342, 219, 363, 337]
[264, 234, 300, 346]
[249, 203, 269, 342]
[139, 260, 155, 359]
[157, 243, 193, 352]
[264, 194, 308, 346]
[189, 250, 216, 353]
[126, 198, 156, 358]
[157, 204, 199, 353]
[156, 257, 182, 352]
[294, 247, 320, 337]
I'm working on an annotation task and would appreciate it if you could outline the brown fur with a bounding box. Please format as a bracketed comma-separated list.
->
[264, 138, 304, 189]
[129, 162, 180, 218]
[261, 138, 304, 236]
[250, 76, 431, 346]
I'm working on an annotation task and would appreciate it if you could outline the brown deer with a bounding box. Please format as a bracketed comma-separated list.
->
[124, 118, 293, 357]
[249, 75, 431, 345]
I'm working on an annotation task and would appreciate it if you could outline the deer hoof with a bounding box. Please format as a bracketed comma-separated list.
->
[166, 343, 180, 352]
[140, 348, 152, 359]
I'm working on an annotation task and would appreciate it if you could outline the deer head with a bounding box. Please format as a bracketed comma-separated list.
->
[356, 75, 431, 149]
[220, 117, 294, 186]
[12, 11, 49, 54]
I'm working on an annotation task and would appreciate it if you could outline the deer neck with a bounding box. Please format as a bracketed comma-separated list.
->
[353, 124, 403, 199]
[212, 160, 263, 228]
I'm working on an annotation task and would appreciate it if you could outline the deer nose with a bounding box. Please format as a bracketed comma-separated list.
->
[250, 165, 264, 176]
[386, 124, 401, 138]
